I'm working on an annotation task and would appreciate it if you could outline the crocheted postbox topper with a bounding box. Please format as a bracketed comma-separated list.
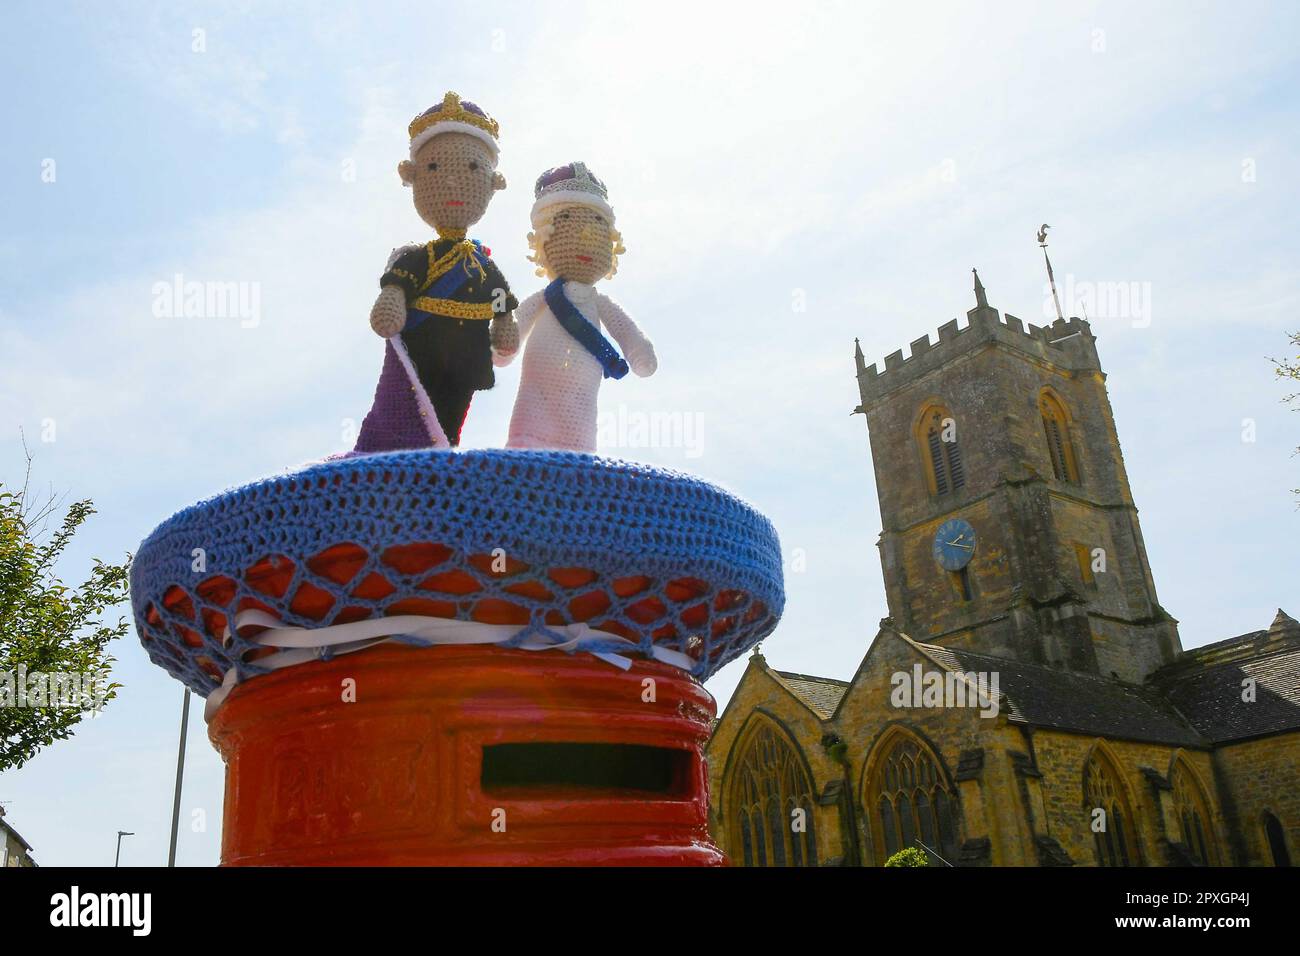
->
[131, 450, 786, 705]
[531, 162, 614, 224]
[408, 91, 501, 160]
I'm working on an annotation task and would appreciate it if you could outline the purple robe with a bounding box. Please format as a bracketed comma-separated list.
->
[353, 341, 441, 453]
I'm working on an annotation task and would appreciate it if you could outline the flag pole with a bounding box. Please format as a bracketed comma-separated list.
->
[1038, 224, 1065, 322]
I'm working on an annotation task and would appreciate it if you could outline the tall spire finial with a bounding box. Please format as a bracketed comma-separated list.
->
[854, 337, 865, 374]
[1038, 223, 1065, 322]
[973, 268, 988, 309]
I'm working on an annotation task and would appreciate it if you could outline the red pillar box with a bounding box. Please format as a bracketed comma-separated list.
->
[132, 450, 784, 866]
[209, 646, 718, 865]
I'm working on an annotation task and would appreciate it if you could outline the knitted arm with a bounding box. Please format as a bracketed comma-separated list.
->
[598, 294, 657, 377]
[372, 245, 425, 338]
[494, 290, 545, 367]
[381, 244, 426, 296]
[487, 258, 520, 357]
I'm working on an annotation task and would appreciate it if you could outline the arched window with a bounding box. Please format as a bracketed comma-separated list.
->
[865, 729, 959, 864]
[917, 405, 965, 496]
[727, 718, 818, 867]
[1263, 812, 1291, 867]
[1039, 391, 1079, 482]
[1170, 758, 1217, 865]
[1083, 747, 1138, 866]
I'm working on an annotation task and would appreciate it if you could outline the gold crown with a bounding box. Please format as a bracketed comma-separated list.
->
[408, 91, 499, 143]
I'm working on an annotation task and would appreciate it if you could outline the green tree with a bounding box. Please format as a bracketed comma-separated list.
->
[884, 846, 930, 867]
[1275, 331, 1300, 499]
[0, 468, 130, 771]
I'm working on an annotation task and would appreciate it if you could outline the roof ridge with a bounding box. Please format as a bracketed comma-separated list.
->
[1179, 629, 1269, 654]
[910, 638, 1158, 690]
[774, 669, 851, 685]
[903, 635, 1206, 747]
[1154, 626, 1300, 681]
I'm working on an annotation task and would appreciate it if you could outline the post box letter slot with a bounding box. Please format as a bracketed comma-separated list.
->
[481, 742, 691, 798]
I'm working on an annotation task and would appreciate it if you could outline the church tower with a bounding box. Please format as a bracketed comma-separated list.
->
[853, 272, 1180, 683]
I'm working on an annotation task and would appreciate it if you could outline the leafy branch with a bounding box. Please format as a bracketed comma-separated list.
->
[0, 444, 132, 771]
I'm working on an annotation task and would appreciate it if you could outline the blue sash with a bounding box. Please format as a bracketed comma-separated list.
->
[543, 278, 629, 380]
[405, 241, 489, 331]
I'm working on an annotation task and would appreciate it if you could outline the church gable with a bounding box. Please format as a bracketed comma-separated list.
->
[832, 628, 1031, 865]
[709, 654, 836, 754]
[706, 655, 844, 866]
[773, 671, 850, 719]
[834, 626, 1013, 757]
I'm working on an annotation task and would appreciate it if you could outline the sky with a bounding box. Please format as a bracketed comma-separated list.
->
[1, 0, 1298, 867]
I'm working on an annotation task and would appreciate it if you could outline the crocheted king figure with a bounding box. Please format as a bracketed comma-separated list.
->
[355, 91, 519, 451]
[498, 163, 656, 452]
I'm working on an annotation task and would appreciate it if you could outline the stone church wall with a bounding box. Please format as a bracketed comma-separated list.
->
[1211, 733, 1300, 865]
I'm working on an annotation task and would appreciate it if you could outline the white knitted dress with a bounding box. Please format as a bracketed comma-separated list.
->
[498, 281, 656, 453]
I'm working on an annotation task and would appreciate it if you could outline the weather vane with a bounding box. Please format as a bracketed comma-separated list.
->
[1038, 223, 1065, 323]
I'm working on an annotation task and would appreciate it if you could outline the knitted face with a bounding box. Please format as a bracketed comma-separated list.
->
[399, 132, 504, 234]
[542, 204, 615, 284]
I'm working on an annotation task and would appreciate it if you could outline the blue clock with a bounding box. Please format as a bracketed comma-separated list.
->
[933, 518, 976, 571]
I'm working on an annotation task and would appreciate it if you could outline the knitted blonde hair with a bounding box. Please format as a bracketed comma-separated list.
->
[527, 205, 625, 280]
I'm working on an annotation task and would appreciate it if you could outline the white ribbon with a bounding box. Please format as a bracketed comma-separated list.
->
[203, 609, 695, 721]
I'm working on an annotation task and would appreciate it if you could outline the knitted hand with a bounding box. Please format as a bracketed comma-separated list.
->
[370, 286, 406, 338]
[627, 342, 658, 378]
[490, 311, 519, 356]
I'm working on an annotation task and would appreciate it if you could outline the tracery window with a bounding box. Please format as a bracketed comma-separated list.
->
[917, 405, 965, 496]
[1039, 391, 1079, 482]
[1263, 811, 1291, 867]
[1170, 759, 1217, 865]
[866, 731, 959, 864]
[1083, 748, 1137, 866]
[729, 719, 817, 867]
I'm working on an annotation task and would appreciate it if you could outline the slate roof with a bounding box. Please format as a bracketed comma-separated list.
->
[902, 633, 1209, 748]
[752, 611, 1300, 748]
[774, 671, 850, 719]
[1150, 612, 1300, 743]
[0, 816, 33, 853]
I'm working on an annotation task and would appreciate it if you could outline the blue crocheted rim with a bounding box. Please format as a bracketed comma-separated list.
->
[131, 449, 785, 695]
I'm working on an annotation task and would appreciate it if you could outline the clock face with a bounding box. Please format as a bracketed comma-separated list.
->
[933, 518, 976, 571]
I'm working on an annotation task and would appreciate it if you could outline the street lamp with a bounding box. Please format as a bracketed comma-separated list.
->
[114, 830, 134, 867]
[168, 688, 191, 867]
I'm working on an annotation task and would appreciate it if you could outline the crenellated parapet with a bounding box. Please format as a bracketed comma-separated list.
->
[854, 278, 1101, 410]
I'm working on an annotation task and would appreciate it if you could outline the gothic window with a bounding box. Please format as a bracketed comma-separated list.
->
[918, 405, 965, 496]
[1170, 759, 1217, 865]
[952, 566, 973, 601]
[1039, 391, 1079, 482]
[1263, 812, 1291, 867]
[866, 730, 959, 864]
[739, 809, 754, 866]
[1083, 747, 1138, 866]
[1074, 542, 1098, 589]
[728, 718, 818, 867]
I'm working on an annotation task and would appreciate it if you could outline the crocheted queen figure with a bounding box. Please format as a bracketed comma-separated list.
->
[354, 91, 520, 451]
[498, 163, 656, 452]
